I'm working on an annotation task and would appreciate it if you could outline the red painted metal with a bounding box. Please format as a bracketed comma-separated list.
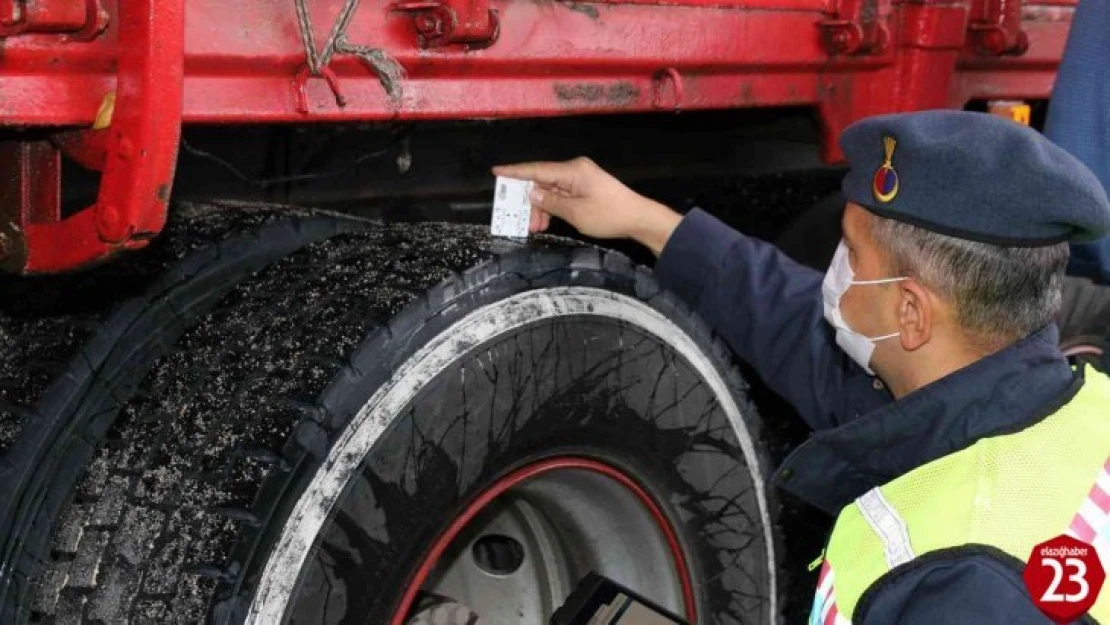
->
[0, 0, 108, 39]
[818, 0, 893, 56]
[294, 65, 347, 114]
[969, 0, 1029, 56]
[388, 457, 697, 625]
[392, 0, 500, 49]
[0, 0, 1072, 125]
[0, 0, 183, 273]
[0, 0, 1077, 272]
[51, 130, 110, 172]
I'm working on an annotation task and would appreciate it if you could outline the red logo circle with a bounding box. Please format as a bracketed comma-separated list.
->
[1023, 534, 1105, 623]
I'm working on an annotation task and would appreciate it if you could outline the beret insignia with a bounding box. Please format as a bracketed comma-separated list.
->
[872, 135, 900, 203]
[840, 111, 1110, 244]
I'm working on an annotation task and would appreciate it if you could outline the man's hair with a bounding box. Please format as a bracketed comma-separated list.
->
[869, 216, 1069, 348]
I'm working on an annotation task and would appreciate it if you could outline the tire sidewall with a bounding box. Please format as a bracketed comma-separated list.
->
[218, 247, 778, 625]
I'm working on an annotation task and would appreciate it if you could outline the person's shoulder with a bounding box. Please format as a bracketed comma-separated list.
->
[855, 547, 1050, 625]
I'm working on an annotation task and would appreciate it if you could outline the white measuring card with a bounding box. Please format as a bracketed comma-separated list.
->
[490, 176, 534, 239]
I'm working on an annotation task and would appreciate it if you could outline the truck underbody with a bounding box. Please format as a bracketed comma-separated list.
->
[0, 0, 1071, 274]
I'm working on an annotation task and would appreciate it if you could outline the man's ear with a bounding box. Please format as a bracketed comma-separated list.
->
[897, 280, 933, 351]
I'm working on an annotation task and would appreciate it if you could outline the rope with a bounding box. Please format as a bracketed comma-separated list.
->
[335, 34, 406, 100]
[294, 0, 322, 75]
[293, 0, 405, 102]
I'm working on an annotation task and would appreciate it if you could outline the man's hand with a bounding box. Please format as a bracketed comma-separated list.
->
[491, 157, 683, 256]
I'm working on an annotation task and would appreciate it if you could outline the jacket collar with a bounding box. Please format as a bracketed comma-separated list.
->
[773, 324, 1078, 515]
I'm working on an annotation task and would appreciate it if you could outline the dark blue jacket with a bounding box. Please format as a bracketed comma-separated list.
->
[1045, 0, 1110, 285]
[655, 208, 1083, 624]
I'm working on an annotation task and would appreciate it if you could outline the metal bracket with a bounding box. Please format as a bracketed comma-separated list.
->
[391, 0, 500, 50]
[0, 0, 108, 40]
[968, 0, 1028, 56]
[0, 0, 183, 274]
[817, 0, 891, 56]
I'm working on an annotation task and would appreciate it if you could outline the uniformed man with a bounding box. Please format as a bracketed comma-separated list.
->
[494, 110, 1110, 623]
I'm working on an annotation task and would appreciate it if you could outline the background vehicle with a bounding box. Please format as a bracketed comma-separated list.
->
[0, 1, 1082, 623]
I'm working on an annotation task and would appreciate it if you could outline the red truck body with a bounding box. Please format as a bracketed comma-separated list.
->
[0, 0, 1076, 274]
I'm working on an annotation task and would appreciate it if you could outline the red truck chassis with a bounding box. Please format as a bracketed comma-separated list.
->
[0, 0, 1074, 274]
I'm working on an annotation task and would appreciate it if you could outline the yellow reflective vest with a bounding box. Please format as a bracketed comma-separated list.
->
[810, 365, 1110, 624]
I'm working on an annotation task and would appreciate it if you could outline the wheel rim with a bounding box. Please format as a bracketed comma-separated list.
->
[392, 457, 697, 625]
[248, 288, 777, 624]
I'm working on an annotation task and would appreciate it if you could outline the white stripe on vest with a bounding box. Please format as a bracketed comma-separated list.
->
[856, 488, 916, 568]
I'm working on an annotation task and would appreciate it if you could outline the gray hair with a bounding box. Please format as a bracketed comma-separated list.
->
[869, 216, 1069, 347]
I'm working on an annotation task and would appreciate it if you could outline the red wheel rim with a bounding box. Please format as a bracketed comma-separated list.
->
[388, 457, 697, 625]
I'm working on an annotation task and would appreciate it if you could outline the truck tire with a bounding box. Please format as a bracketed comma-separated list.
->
[0, 206, 362, 625]
[1059, 276, 1110, 373]
[0, 204, 349, 457]
[772, 191, 844, 271]
[11, 221, 778, 624]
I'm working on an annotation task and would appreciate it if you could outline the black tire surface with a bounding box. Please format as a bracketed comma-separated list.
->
[0, 207, 363, 624]
[6, 219, 779, 624]
[1059, 276, 1110, 359]
[0, 204, 341, 456]
[772, 191, 844, 272]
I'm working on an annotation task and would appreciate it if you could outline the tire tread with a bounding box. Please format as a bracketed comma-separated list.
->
[7, 218, 782, 624]
[0, 205, 364, 624]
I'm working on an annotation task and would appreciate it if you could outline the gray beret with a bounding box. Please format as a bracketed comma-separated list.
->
[839, 110, 1110, 246]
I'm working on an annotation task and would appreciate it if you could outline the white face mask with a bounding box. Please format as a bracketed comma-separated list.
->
[821, 240, 907, 375]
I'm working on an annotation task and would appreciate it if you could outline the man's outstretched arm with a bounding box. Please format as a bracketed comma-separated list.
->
[492, 158, 887, 429]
